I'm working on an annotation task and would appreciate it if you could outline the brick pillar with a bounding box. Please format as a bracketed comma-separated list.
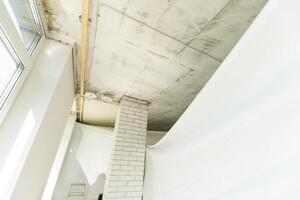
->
[103, 96, 148, 200]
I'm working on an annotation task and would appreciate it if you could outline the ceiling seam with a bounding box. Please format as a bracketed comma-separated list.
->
[175, 0, 235, 56]
[99, 3, 222, 63]
[86, 0, 100, 83]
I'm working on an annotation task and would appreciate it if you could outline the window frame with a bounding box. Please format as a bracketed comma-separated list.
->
[0, 26, 24, 111]
[0, 0, 46, 125]
[25, 0, 44, 55]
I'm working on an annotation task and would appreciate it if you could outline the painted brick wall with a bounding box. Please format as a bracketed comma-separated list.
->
[103, 96, 148, 200]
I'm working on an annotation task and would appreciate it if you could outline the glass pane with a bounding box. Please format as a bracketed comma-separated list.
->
[3, 0, 40, 50]
[0, 37, 18, 97]
[0, 36, 20, 107]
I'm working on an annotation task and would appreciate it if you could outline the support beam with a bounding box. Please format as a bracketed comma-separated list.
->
[78, 0, 90, 122]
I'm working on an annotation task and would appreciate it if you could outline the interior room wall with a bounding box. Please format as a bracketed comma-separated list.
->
[42, 113, 77, 200]
[53, 124, 113, 200]
[52, 123, 166, 200]
[52, 123, 91, 200]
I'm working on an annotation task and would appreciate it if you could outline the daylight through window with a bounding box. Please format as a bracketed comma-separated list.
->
[3, 0, 42, 53]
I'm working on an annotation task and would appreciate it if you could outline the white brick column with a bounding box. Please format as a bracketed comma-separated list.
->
[104, 96, 148, 200]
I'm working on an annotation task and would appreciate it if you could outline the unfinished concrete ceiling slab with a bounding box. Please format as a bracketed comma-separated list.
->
[42, 0, 268, 130]
[189, 0, 268, 61]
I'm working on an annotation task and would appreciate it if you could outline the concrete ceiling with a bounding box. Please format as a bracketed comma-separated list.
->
[42, 0, 268, 131]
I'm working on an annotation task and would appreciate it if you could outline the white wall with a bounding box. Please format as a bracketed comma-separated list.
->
[53, 123, 90, 200]
[144, 0, 300, 199]
[76, 124, 113, 186]
[53, 123, 109, 200]
[52, 123, 166, 200]
[0, 40, 74, 200]
[42, 113, 77, 200]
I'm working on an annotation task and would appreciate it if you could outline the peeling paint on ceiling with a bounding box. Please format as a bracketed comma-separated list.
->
[42, 0, 268, 130]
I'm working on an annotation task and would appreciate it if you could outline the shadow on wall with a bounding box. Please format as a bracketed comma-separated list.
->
[52, 123, 167, 200]
[52, 124, 106, 200]
[147, 131, 166, 146]
[87, 174, 105, 200]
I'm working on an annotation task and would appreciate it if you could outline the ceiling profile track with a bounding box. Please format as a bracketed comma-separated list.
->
[78, 0, 90, 122]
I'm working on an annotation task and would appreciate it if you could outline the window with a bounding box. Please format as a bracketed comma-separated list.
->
[2, 0, 42, 53]
[0, 28, 23, 110]
[0, 0, 44, 123]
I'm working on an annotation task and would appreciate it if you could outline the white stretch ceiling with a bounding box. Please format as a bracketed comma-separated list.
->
[43, 0, 268, 130]
[145, 1, 300, 198]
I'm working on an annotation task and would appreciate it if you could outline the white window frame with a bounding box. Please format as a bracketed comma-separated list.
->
[0, 0, 46, 125]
